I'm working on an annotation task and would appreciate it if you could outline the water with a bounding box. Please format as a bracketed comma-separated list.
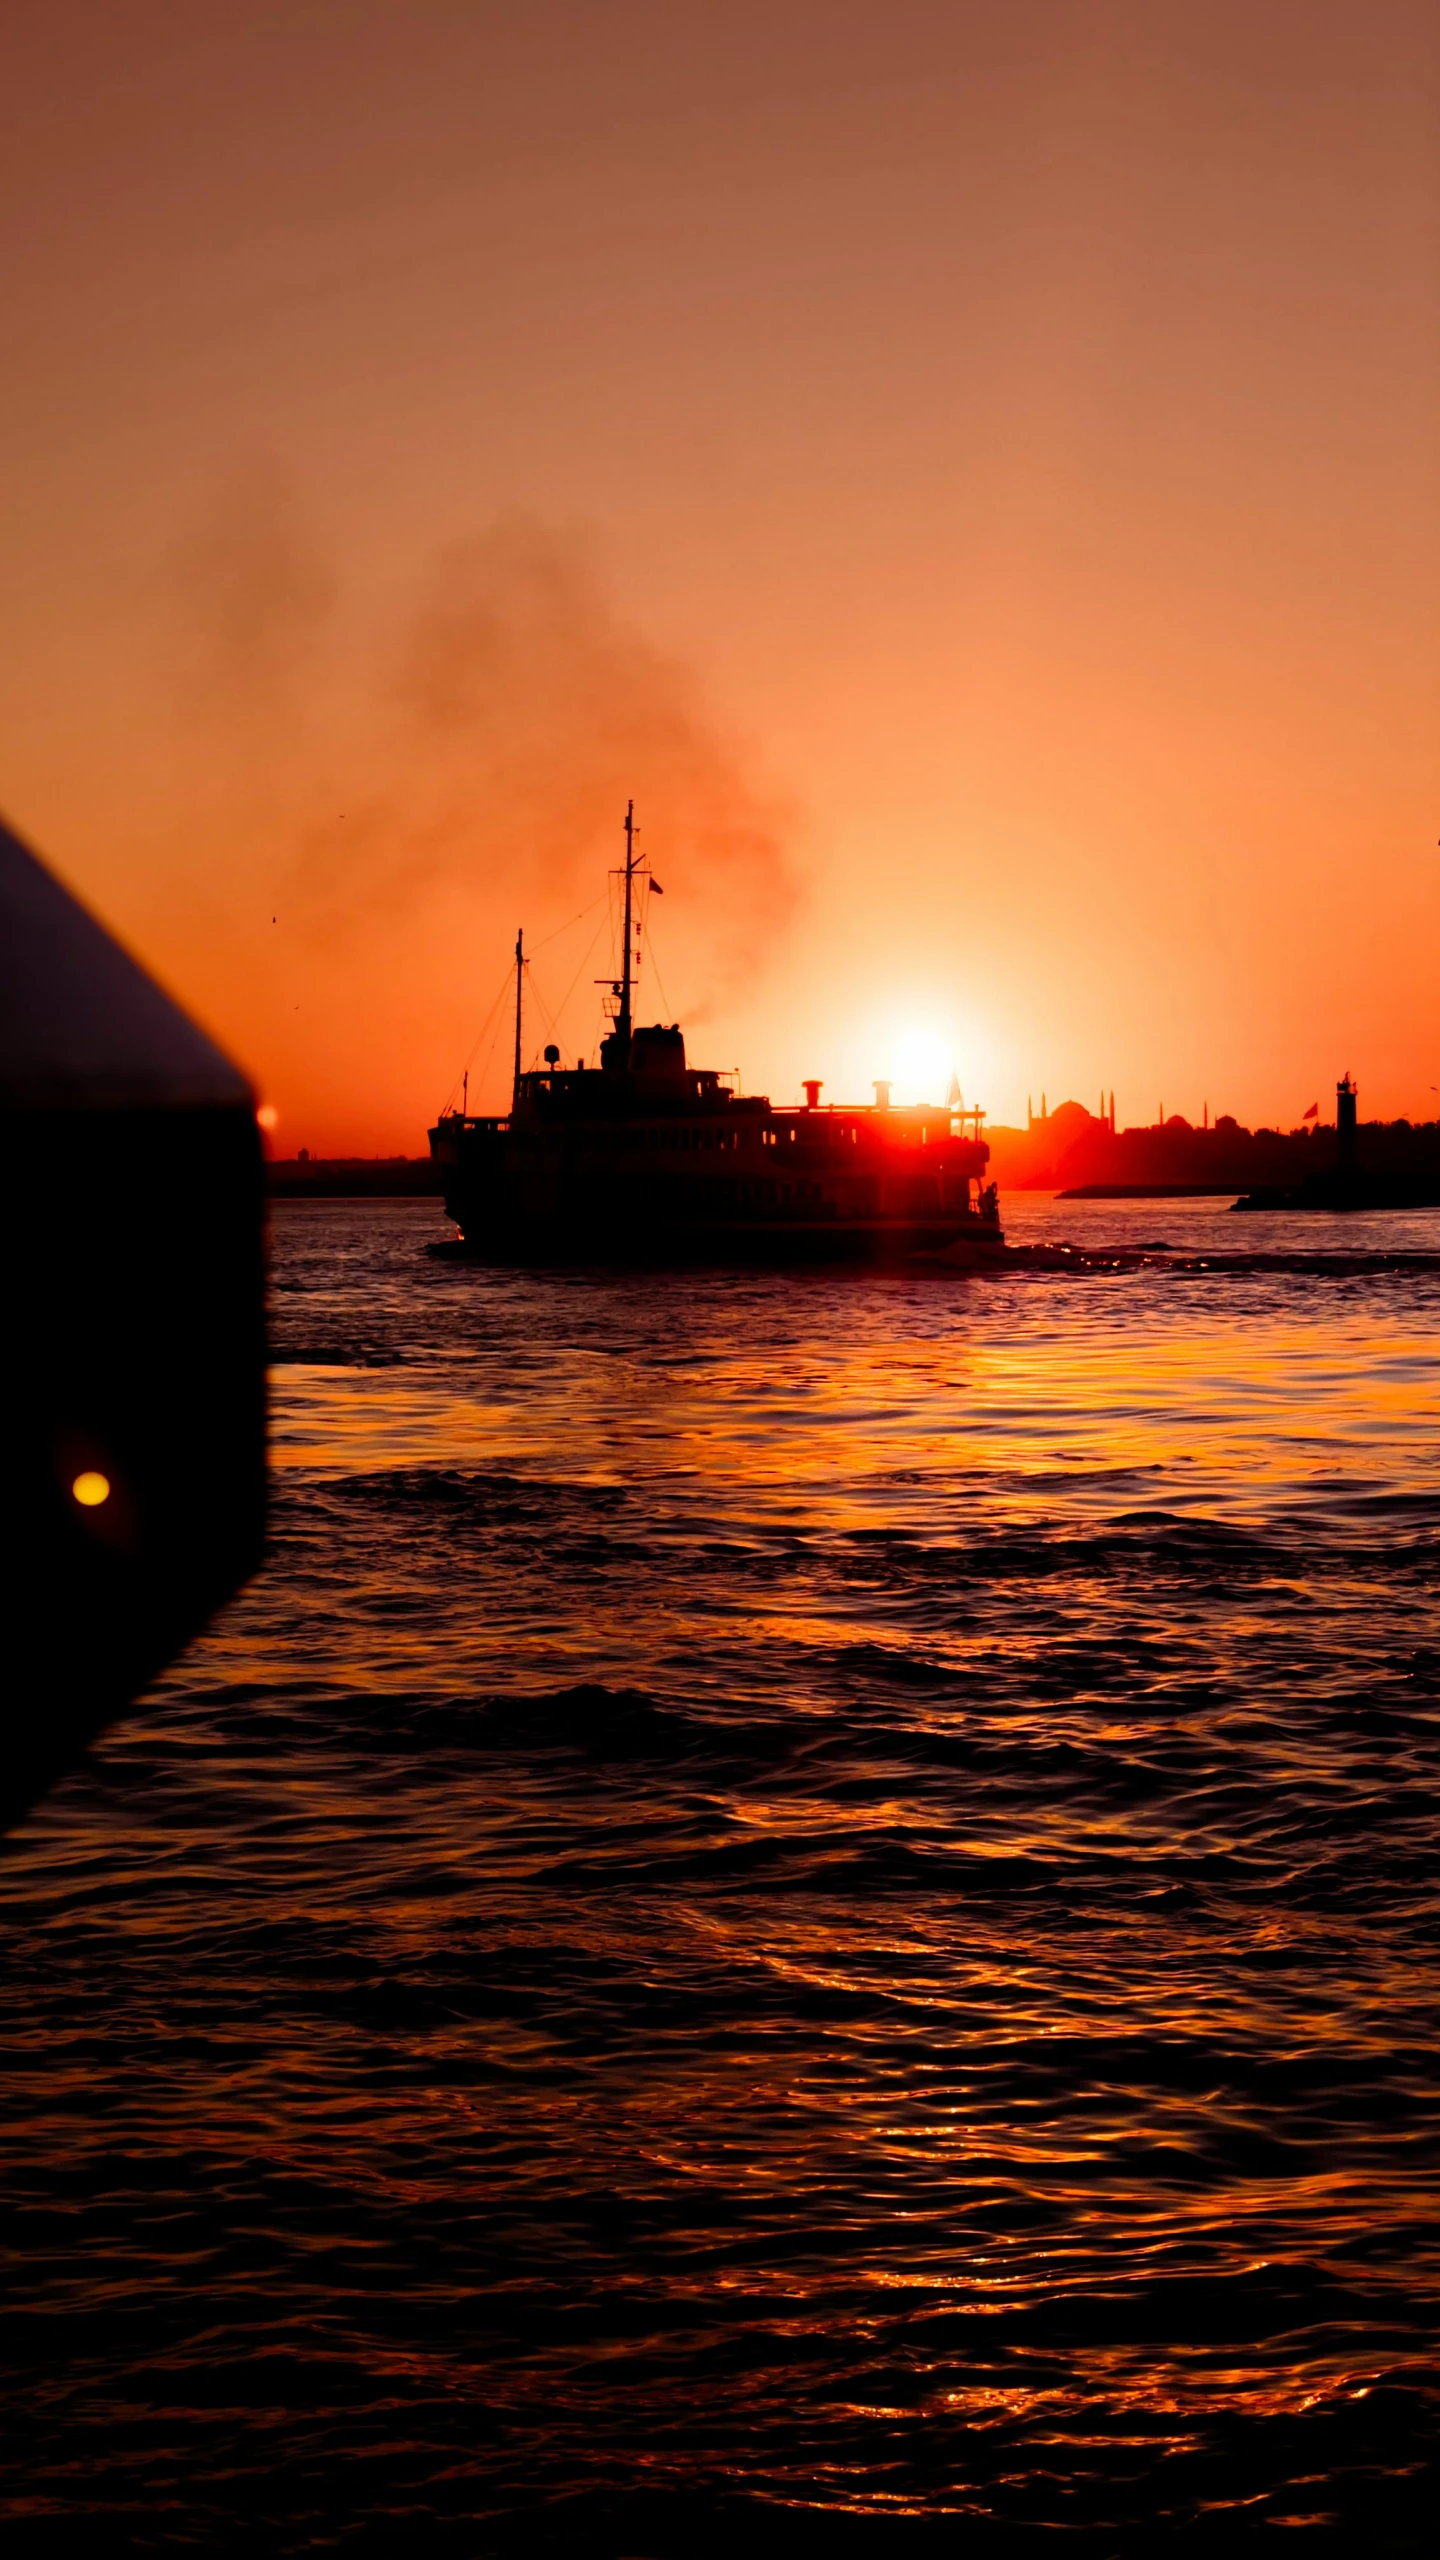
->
[1, 1196, 1437, 2547]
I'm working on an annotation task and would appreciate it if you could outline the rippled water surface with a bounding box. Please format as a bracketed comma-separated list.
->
[2, 1196, 1437, 2547]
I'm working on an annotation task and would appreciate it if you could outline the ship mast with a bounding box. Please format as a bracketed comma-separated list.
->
[617, 799, 637, 1054]
[511, 926, 524, 1108]
[595, 800, 648, 1069]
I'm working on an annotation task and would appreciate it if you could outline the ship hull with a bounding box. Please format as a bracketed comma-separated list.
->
[428, 1051, 1002, 1269]
[430, 815, 1003, 1271]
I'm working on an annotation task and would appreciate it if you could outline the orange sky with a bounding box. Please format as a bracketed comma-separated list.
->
[1, 0, 1436, 1150]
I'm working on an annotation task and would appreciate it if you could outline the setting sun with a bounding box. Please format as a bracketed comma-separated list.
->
[889, 1025, 955, 1108]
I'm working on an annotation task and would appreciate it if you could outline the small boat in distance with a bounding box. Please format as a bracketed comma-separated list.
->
[429, 805, 1002, 1265]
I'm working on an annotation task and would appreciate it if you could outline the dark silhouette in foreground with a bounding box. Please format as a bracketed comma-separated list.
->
[0, 815, 265, 1830]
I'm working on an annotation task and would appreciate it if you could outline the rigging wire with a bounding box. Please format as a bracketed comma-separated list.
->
[443, 845, 672, 1106]
[440, 890, 611, 1112]
[473, 1013, 508, 1110]
[440, 960, 515, 1116]
[519, 908, 613, 1071]
[525, 975, 561, 1062]
[550, 909, 612, 1053]
[529, 887, 609, 955]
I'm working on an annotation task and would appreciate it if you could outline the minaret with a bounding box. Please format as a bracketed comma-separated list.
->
[1337, 1072, 1357, 1172]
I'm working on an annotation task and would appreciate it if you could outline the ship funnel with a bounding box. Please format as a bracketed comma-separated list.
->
[630, 1025, 687, 1079]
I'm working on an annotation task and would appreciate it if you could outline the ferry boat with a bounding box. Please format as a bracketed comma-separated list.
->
[428, 805, 1002, 1264]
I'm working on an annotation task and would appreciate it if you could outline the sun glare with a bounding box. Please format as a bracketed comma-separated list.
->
[890, 1025, 955, 1107]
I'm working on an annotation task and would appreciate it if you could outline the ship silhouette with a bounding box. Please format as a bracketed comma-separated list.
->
[429, 803, 1002, 1265]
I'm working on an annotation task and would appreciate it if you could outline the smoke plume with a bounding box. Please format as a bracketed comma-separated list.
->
[164, 460, 338, 730]
[300, 515, 793, 948]
[155, 487, 800, 1141]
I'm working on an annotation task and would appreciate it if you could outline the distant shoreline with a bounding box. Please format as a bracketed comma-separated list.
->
[267, 1158, 441, 1198]
[989, 1104, 1440, 1201]
[1058, 1183, 1240, 1200]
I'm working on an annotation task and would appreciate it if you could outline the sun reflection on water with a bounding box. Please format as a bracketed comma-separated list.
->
[0, 1198, 1434, 2537]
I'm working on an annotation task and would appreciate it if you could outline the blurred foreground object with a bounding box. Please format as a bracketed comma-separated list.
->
[0, 815, 265, 1830]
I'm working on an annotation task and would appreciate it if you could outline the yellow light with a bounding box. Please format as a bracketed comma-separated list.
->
[256, 1103, 279, 1131]
[890, 1026, 955, 1107]
[72, 1471, 111, 1508]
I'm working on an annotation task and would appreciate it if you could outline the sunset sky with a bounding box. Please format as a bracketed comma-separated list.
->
[1, 0, 1435, 1150]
